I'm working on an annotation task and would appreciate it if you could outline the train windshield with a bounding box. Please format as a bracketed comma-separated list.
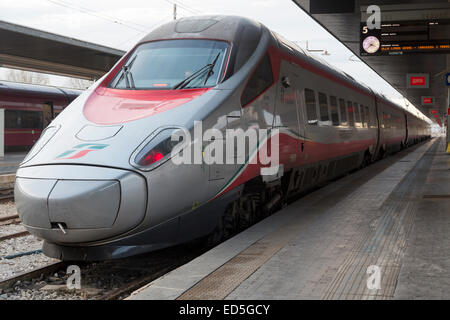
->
[110, 39, 229, 90]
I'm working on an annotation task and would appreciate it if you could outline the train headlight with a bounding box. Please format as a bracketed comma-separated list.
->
[22, 125, 60, 164]
[132, 127, 185, 170]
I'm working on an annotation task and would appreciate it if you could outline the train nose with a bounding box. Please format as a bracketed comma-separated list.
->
[14, 165, 147, 244]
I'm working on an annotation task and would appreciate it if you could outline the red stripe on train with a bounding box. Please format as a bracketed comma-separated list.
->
[216, 133, 376, 198]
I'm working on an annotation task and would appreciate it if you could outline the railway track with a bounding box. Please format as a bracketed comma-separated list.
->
[0, 189, 210, 300]
[0, 188, 14, 201]
[0, 214, 20, 226]
[0, 241, 209, 300]
[0, 214, 28, 242]
[0, 230, 29, 242]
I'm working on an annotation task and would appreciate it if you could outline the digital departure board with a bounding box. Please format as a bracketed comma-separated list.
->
[360, 4, 450, 56]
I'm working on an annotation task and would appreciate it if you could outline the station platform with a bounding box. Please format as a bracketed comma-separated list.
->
[129, 137, 449, 300]
[0, 152, 26, 175]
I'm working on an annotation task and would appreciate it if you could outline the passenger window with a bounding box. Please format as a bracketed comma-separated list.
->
[360, 104, 366, 128]
[347, 101, 355, 126]
[241, 54, 274, 107]
[329, 96, 339, 126]
[353, 102, 361, 126]
[318, 92, 330, 124]
[365, 106, 370, 127]
[5, 110, 43, 129]
[382, 112, 389, 129]
[305, 88, 318, 125]
[339, 98, 347, 126]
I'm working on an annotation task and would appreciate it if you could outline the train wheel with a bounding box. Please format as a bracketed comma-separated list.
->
[223, 202, 239, 238]
[206, 201, 239, 247]
[360, 151, 372, 168]
[239, 195, 256, 229]
[206, 216, 225, 247]
[378, 148, 386, 160]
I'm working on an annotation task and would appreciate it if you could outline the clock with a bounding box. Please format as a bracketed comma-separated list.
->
[363, 36, 380, 54]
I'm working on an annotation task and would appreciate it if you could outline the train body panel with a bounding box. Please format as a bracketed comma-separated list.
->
[14, 15, 431, 260]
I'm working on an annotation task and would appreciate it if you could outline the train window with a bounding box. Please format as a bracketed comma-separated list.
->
[318, 92, 330, 124]
[359, 104, 366, 128]
[241, 54, 274, 107]
[347, 101, 355, 126]
[365, 106, 371, 127]
[382, 112, 390, 129]
[5, 110, 43, 129]
[339, 98, 347, 126]
[353, 102, 361, 127]
[110, 39, 230, 90]
[5, 110, 18, 129]
[304, 88, 318, 125]
[329, 96, 339, 126]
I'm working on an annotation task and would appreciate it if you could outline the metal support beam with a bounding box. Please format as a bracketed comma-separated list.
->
[0, 54, 105, 80]
[0, 20, 125, 80]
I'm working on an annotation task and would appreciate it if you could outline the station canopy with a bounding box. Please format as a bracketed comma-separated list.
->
[0, 20, 125, 80]
[293, 0, 450, 124]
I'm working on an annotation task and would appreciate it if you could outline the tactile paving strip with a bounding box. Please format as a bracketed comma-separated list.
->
[177, 221, 303, 300]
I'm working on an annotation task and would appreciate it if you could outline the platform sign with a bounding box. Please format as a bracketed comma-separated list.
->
[360, 3, 450, 56]
[421, 96, 435, 106]
[446, 73, 450, 86]
[407, 74, 429, 89]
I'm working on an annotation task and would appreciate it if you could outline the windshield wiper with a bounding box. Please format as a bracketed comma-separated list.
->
[173, 52, 221, 90]
[203, 52, 221, 85]
[119, 55, 138, 89]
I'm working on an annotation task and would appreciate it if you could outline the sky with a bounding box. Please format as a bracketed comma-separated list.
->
[0, 0, 431, 121]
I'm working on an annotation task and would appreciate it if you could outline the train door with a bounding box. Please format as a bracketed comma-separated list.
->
[273, 62, 302, 168]
[373, 97, 383, 158]
[42, 102, 54, 128]
[404, 113, 408, 146]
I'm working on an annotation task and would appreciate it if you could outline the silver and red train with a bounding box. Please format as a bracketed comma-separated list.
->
[0, 81, 80, 150]
[15, 16, 430, 260]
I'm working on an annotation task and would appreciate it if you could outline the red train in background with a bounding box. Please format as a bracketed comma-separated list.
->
[0, 81, 81, 151]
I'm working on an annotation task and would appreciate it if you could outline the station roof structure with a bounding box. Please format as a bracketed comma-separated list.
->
[0, 20, 125, 80]
[292, 0, 450, 124]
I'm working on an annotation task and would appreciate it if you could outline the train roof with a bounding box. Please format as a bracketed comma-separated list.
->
[137, 15, 428, 124]
[272, 32, 428, 123]
[0, 81, 82, 101]
[140, 15, 261, 44]
[138, 15, 264, 77]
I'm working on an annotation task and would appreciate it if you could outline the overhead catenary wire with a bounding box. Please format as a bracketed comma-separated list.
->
[45, 0, 175, 49]
[45, 0, 154, 33]
[115, 17, 170, 48]
[173, 0, 202, 14]
[166, 0, 202, 14]
[163, 0, 203, 15]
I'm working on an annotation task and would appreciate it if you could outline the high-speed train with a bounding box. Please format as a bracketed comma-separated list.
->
[15, 16, 430, 261]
